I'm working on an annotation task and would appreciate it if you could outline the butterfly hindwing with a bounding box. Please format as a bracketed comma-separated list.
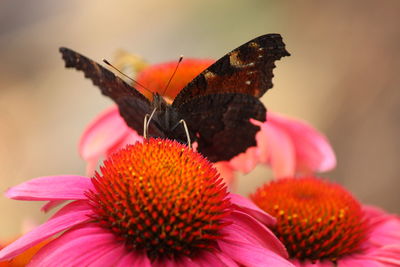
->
[172, 34, 290, 107]
[176, 93, 266, 162]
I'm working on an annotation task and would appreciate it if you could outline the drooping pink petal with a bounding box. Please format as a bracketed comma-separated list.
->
[363, 205, 400, 247]
[223, 210, 288, 258]
[339, 256, 386, 267]
[214, 161, 235, 188]
[29, 223, 125, 266]
[194, 251, 232, 267]
[6, 175, 93, 201]
[218, 239, 294, 267]
[229, 146, 260, 174]
[267, 112, 336, 173]
[0, 200, 91, 261]
[86, 158, 100, 177]
[214, 252, 240, 267]
[116, 251, 151, 267]
[229, 193, 276, 226]
[79, 106, 135, 161]
[368, 245, 400, 266]
[253, 118, 296, 178]
[41, 200, 66, 212]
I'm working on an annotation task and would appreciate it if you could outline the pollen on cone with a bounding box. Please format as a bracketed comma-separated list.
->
[86, 138, 231, 260]
[251, 177, 369, 262]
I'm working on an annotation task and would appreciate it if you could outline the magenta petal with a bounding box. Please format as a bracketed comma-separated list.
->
[363, 205, 400, 247]
[218, 239, 294, 266]
[223, 210, 288, 258]
[79, 106, 132, 161]
[0, 200, 91, 261]
[267, 112, 336, 173]
[229, 193, 276, 226]
[214, 252, 240, 267]
[115, 251, 151, 267]
[368, 245, 400, 266]
[254, 118, 296, 177]
[82, 242, 127, 266]
[30, 224, 124, 266]
[214, 162, 235, 188]
[41, 200, 66, 212]
[229, 147, 260, 174]
[193, 251, 231, 267]
[339, 256, 386, 267]
[6, 175, 93, 201]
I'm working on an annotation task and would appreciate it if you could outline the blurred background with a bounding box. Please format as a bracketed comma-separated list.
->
[1, 0, 399, 239]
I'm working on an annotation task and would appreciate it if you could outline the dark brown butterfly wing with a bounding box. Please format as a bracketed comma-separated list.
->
[59, 47, 149, 103]
[115, 96, 165, 137]
[59, 47, 154, 135]
[172, 34, 290, 107]
[176, 93, 266, 162]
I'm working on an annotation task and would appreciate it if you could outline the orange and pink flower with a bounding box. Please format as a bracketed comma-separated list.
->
[251, 177, 400, 266]
[0, 139, 293, 266]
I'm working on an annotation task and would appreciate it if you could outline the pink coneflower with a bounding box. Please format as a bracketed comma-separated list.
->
[0, 139, 293, 266]
[250, 177, 400, 266]
[80, 58, 336, 182]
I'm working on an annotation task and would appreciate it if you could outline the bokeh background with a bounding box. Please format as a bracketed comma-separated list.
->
[1, 0, 399, 240]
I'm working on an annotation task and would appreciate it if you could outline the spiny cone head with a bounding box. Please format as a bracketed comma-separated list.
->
[251, 177, 369, 262]
[87, 138, 231, 260]
[136, 59, 214, 101]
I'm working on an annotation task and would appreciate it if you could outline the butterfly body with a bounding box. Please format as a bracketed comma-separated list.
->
[60, 34, 290, 162]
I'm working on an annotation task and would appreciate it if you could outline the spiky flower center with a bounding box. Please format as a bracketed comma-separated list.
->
[87, 139, 231, 260]
[251, 177, 369, 262]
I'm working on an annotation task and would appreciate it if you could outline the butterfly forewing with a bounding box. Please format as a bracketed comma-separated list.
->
[59, 47, 149, 103]
[172, 34, 290, 107]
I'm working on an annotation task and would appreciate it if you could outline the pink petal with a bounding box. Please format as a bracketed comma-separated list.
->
[229, 193, 276, 226]
[339, 257, 386, 267]
[41, 200, 66, 212]
[214, 162, 235, 189]
[214, 252, 240, 267]
[267, 112, 336, 173]
[223, 210, 288, 258]
[194, 251, 231, 267]
[363, 205, 400, 247]
[79, 106, 133, 161]
[86, 243, 127, 267]
[368, 245, 400, 266]
[116, 251, 151, 267]
[253, 119, 296, 178]
[229, 146, 260, 174]
[86, 158, 100, 177]
[154, 257, 195, 267]
[30, 224, 124, 266]
[105, 130, 143, 158]
[218, 239, 294, 267]
[6, 175, 93, 201]
[0, 200, 91, 261]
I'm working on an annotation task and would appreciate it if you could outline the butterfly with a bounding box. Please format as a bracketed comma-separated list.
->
[59, 34, 290, 162]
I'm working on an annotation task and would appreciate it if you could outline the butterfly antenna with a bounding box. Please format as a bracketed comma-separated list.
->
[103, 59, 152, 95]
[162, 55, 183, 97]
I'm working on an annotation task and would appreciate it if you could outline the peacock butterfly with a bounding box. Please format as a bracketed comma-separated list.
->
[59, 34, 290, 162]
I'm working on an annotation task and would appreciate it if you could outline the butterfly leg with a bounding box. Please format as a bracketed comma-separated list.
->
[143, 108, 157, 139]
[178, 119, 192, 149]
